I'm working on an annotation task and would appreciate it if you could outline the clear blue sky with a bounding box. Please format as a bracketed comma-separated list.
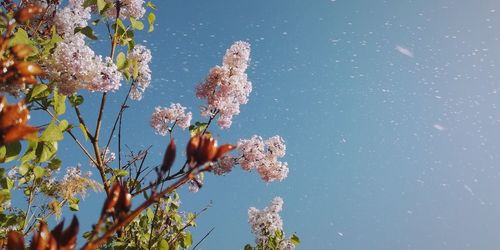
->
[51, 0, 500, 249]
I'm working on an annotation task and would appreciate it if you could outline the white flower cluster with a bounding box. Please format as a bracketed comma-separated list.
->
[47, 0, 122, 95]
[196, 41, 253, 129]
[248, 197, 294, 249]
[150, 103, 192, 136]
[127, 45, 152, 100]
[237, 135, 289, 182]
[104, 0, 146, 19]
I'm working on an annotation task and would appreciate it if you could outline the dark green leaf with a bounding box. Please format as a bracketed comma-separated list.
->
[83, 0, 97, 8]
[69, 95, 84, 107]
[75, 26, 98, 40]
[28, 84, 49, 101]
[291, 234, 300, 245]
[35, 141, 57, 163]
[0, 141, 21, 163]
[48, 158, 62, 171]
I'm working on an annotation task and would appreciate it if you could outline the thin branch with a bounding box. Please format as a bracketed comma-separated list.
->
[192, 227, 215, 250]
[35, 101, 98, 165]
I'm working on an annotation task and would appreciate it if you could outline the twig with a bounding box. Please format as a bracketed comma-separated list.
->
[192, 227, 215, 250]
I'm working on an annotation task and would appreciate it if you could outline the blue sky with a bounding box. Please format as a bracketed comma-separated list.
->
[47, 0, 500, 249]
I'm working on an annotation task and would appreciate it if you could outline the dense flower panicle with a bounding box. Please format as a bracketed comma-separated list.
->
[46, 34, 122, 95]
[196, 41, 253, 129]
[127, 45, 152, 100]
[104, 0, 146, 19]
[212, 155, 237, 175]
[150, 103, 192, 136]
[53, 165, 101, 201]
[248, 197, 288, 247]
[54, 0, 91, 35]
[237, 135, 266, 171]
[223, 41, 251, 73]
[236, 135, 289, 182]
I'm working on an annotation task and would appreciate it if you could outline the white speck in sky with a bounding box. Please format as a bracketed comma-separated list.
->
[395, 45, 414, 58]
[464, 184, 474, 196]
[433, 124, 446, 131]
[338, 232, 344, 236]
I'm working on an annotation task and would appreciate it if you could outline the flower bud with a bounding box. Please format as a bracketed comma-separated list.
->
[6, 231, 24, 250]
[14, 5, 43, 23]
[161, 139, 176, 173]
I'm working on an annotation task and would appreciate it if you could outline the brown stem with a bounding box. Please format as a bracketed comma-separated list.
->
[92, 92, 109, 194]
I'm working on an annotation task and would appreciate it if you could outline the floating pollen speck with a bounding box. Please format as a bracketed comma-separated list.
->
[395, 45, 414, 58]
[433, 124, 446, 131]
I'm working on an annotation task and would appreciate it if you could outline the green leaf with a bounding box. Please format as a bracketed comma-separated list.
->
[97, 0, 107, 13]
[244, 244, 253, 250]
[33, 166, 45, 179]
[189, 122, 208, 136]
[48, 158, 62, 171]
[28, 84, 49, 101]
[69, 203, 79, 211]
[58, 119, 71, 132]
[0, 141, 21, 163]
[0, 189, 11, 204]
[40, 121, 64, 142]
[69, 197, 80, 211]
[148, 13, 156, 32]
[147, 1, 157, 10]
[116, 52, 127, 70]
[35, 141, 57, 163]
[53, 89, 66, 116]
[18, 164, 29, 176]
[130, 18, 144, 30]
[79, 123, 89, 141]
[291, 234, 300, 245]
[146, 208, 154, 222]
[114, 169, 128, 177]
[159, 239, 169, 250]
[182, 232, 192, 248]
[83, 0, 97, 8]
[21, 141, 37, 163]
[69, 95, 84, 107]
[10, 28, 30, 45]
[75, 26, 98, 40]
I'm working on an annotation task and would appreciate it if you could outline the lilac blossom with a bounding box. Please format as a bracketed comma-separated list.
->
[196, 41, 253, 129]
[150, 103, 192, 136]
[127, 45, 152, 100]
[104, 0, 146, 19]
[237, 135, 289, 182]
[248, 197, 294, 249]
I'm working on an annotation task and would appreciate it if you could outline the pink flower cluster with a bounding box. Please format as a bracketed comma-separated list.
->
[48, 0, 122, 95]
[248, 197, 294, 249]
[150, 103, 192, 136]
[196, 41, 253, 129]
[127, 45, 152, 100]
[237, 135, 289, 182]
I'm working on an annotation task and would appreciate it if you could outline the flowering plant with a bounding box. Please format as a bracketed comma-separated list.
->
[0, 0, 299, 249]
